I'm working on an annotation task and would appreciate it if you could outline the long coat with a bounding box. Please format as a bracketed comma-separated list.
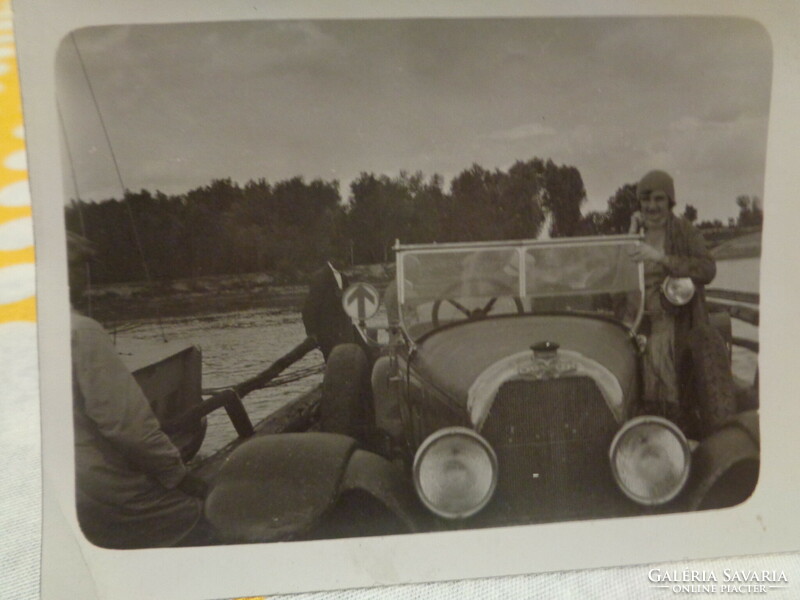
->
[71, 312, 201, 548]
[660, 214, 734, 432]
[302, 264, 355, 360]
[661, 214, 715, 359]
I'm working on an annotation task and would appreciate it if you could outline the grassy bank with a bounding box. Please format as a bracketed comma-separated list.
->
[80, 264, 394, 326]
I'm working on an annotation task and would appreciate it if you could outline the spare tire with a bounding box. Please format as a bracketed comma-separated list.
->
[320, 343, 372, 444]
[689, 323, 737, 438]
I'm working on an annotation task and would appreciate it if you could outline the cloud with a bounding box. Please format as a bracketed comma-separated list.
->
[56, 17, 771, 224]
[483, 122, 557, 141]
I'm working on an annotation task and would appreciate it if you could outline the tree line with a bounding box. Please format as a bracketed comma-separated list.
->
[65, 158, 760, 285]
[582, 185, 762, 234]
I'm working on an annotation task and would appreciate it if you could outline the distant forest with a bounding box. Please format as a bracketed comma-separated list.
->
[65, 157, 763, 285]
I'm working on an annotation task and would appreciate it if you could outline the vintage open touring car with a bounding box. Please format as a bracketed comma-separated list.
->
[187, 234, 760, 544]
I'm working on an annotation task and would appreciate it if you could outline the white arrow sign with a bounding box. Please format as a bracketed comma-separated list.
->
[342, 282, 380, 321]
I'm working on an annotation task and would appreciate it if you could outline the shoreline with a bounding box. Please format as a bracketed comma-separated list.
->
[84, 286, 308, 327]
[82, 264, 394, 326]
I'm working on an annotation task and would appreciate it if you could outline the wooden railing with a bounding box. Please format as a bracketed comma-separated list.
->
[706, 289, 759, 305]
[163, 336, 319, 439]
[705, 288, 759, 351]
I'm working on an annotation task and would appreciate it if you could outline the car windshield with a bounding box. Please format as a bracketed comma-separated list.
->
[395, 235, 644, 340]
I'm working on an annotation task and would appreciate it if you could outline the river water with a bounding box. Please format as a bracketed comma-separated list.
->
[115, 308, 325, 458]
[714, 257, 759, 293]
[114, 258, 759, 459]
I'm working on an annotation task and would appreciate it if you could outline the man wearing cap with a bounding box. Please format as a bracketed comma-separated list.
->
[628, 170, 735, 438]
[68, 232, 210, 548]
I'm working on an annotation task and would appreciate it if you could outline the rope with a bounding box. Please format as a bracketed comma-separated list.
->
[70, 31, 168, 343]
[201, 363, 324, 396]
[107, 321, 149, 334]
[58, 102, 95, 319]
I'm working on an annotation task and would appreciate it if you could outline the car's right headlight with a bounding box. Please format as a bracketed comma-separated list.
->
[610, 416, 691, 505]
[413, 427, 498, 519]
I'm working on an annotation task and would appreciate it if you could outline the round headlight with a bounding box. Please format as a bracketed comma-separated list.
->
[661, 276, 695, 306]
[610, 416, 691, 505]
[413, 427, 498, 519]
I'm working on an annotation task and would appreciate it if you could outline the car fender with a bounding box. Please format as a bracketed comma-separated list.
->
[337, 449, 428, 534]
[205, 432, 421, 543]
[683, 410, 760, 511]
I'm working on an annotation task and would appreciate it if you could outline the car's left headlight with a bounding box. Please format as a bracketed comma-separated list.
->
[413, 427, 498, 519]
[609, 416, 691, 505]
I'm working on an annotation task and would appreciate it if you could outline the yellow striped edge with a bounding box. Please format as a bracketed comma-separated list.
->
[0, 204, 30, 224]
[0, 295, 35, 322]
[0, 0, 35, 325]
[0, 246, 34, 266]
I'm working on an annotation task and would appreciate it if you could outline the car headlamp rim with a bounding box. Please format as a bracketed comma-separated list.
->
[661, 276, 696, 306]
[610, 415, 691, 506]
[413, 426, 498, 519]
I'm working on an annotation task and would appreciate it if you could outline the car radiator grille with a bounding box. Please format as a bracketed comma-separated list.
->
[478, 376, 634, 524]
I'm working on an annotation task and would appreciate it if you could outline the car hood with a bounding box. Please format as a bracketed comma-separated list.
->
[411, 314, 637, 413]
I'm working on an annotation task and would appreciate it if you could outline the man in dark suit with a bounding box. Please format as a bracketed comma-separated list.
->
[302, 260, 355, 361]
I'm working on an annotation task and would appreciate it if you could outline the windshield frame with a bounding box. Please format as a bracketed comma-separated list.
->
[394, 235, 645, 340]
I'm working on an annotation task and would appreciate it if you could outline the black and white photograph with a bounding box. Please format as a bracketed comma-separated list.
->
[57, 14, 768, 549]
[13, 2, 800, 598]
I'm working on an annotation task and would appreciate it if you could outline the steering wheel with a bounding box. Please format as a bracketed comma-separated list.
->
[431, 278, 524, 328]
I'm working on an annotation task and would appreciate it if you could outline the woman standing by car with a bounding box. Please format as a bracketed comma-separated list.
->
[628, 170, 736, 438]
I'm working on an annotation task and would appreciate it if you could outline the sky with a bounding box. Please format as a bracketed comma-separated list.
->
[55, 16, 772, 222]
